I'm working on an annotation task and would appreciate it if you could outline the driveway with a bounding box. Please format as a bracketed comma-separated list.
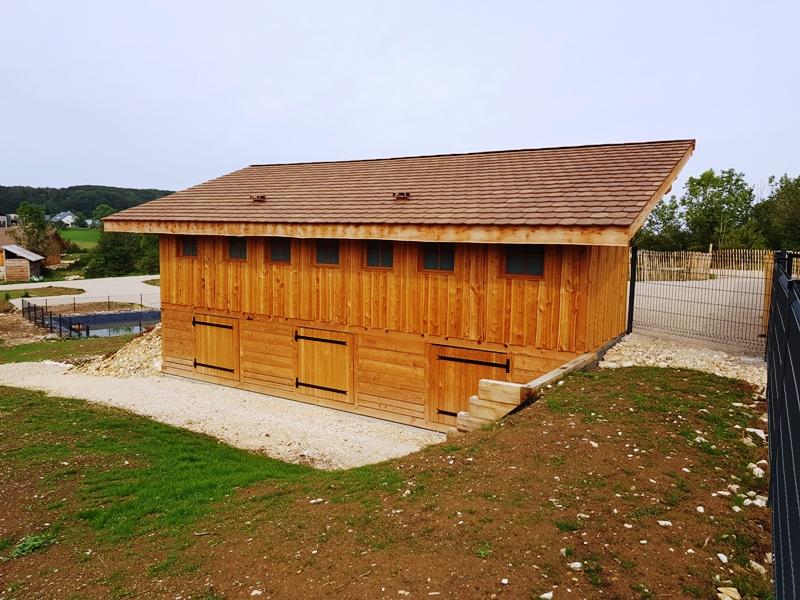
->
[4, 275, 161, 309]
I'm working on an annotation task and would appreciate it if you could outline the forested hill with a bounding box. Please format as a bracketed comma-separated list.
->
[0, 185, 174, 215]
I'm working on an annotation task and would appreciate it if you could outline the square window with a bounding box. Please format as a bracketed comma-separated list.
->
[269, 237, 291, 262]
[228, 238, 247, 260]
[421, 243, 455, 272]
[504, 244, 544, 277]
[366, 240, 393, 268]
[316, 239, 339, 265]
[180, 236, 198, 257]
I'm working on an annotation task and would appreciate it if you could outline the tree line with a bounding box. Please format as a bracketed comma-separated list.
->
[634, 169, 800, 251]
[0, 185, 172, 217]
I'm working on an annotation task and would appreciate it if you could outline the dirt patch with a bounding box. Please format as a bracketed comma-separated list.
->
[0, 368, 772, 599]
[0, 311, 48, 346]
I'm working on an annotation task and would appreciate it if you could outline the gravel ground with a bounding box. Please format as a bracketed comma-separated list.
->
[0, 361, 444, 470]
[601, 331, 767, 393]
[0, 326, 766, 470]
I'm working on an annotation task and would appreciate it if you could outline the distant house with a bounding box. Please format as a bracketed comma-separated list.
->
[49, 211, 77, 227]
[1, 245, 44, 282]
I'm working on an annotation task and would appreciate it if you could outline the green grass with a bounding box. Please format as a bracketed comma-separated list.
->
[143, 278, 160, 287]
[61, 228, 101, 249]
[2, 286, 85, 300]
[553, 518, 581, 532]
[1, 386, 313, 540]
[0, 335, 135, 363]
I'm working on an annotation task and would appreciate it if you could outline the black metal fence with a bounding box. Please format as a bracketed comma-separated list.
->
[21, 298, 160, 338]
[766, 250, 800, 599]
[631, 248, 771, 351]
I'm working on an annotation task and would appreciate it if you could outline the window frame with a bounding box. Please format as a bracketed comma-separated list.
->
[177, 235, 198, 258]
[266, 237, 292, 264]
[363, 239, 394, 270]
[419, 242, 456, 273]
[227, 237, 248, 261]
[314, 239, 340, 267]
[500, 244, 545, 279]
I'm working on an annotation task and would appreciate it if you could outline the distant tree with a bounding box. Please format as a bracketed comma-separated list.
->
[84, 232, 159, 278]
[91, 204, 117, 221]
[72, 212, 88, 228]
[633, 195, 690, 250]
[680, 169, 756, 250]
[9, 201, 56, 257]
[753, 175, 800, 250]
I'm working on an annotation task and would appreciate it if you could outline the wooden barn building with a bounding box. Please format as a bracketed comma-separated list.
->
[105, 140, 694, 432]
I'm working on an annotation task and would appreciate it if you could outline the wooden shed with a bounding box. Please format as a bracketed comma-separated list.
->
[1, 245, 45, 282]
[105, 140, 694, 432]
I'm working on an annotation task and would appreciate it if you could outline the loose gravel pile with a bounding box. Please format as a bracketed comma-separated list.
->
[600, 332, 767, 394]
[78, 323, 163, 378]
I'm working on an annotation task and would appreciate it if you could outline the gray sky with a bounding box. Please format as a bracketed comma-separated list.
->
[1, 1, 797, 197]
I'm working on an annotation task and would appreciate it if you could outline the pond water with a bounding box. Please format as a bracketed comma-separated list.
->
[48, 309, 161, 338]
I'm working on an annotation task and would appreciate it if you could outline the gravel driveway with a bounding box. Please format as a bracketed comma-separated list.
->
[0, 362, 444, 470]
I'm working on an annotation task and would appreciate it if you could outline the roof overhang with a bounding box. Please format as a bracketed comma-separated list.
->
[103, 220, 631, 246]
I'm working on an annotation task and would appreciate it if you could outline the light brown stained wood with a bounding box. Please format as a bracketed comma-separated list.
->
[108, 220, 632, 247]
[193, 313, 239, 380]
[428, 345, 509, 427]
[295, 327, 353, 403]
[160, 235, 628, 355]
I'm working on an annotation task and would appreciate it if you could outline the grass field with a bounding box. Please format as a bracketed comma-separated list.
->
[0, 334, 133, 363]
[0, 358, 773, 599]
[60, 228, 101, 249]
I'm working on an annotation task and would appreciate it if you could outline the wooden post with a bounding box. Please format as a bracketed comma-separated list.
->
[627, 246, 637, 334]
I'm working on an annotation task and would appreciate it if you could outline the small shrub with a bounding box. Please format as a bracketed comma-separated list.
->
[554, 519, 580, 532]
[10, 533, 54, 558]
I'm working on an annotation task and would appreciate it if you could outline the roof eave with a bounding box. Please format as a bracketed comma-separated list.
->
[103, 220, 631, 246]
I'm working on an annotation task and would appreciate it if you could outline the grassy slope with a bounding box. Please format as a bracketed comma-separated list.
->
[0, 335, 134, 363]
[0, 367, 773, 599]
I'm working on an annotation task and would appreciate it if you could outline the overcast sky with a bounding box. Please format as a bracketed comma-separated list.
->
[1, 1, 797, 197]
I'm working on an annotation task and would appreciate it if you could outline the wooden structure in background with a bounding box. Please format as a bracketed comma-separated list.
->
[106, 140, 694, 432]
[1, 245, 44, 282]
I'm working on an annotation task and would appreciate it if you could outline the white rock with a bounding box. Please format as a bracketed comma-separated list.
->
[716, 587, 740, 599]
[599, 361, 620, 369]
[589, 441, 599, 448]
[539, 593, 554, 600]
[310, 498, 324, 504]
[569, 562, 583, 570]
[749, 560, 767, 576]
[657, 520, 672, 527]
[752, 467, 765, 478]
[696, 506, 705, 513]
[746, 428, 767, 441]
[251, 591, 263, 597]
[731, 506, 742, 513]
[717, 553, 729, 564]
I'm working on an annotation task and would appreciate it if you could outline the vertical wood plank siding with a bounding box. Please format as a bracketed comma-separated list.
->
[159, 235, 628, 431]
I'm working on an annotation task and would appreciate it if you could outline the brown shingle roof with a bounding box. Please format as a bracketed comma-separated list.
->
[106, 139, 694, 229]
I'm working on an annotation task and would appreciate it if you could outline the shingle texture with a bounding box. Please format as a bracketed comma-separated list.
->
[107, 140, 694, 228]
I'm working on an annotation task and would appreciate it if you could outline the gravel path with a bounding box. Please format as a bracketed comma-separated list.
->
[601, 331, 767, 393]
[0, 362, 444, 470]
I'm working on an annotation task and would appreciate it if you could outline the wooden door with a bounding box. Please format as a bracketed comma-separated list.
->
[295, 327, 353, 403]
[193, 314, 239, 381]
[429, 345, 509, 426]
